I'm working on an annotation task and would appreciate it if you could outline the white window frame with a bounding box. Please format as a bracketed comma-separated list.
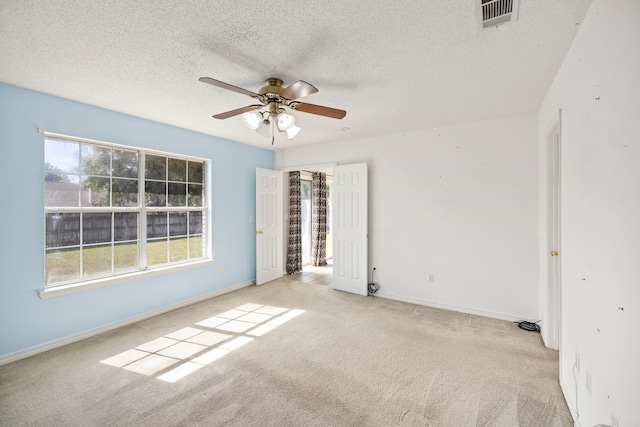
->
[41, 132, 213, 298]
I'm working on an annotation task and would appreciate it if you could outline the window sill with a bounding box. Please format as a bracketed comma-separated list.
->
[39, 259, 216, 299]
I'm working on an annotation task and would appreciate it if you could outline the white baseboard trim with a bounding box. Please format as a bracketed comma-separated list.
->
[0, 280, 255, 366]
[374, 291, 527, 323]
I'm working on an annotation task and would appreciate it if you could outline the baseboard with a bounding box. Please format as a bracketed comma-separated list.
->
[0, 280, 255, 366]
[374, 291, 527, 323]
[541, 327, 550, 347]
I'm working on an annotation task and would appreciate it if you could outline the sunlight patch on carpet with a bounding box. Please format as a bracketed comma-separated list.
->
[100, 303, 305, 383]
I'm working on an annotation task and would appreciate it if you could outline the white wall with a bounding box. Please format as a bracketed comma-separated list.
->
[277, 114, 539, 321]
[538, 0, 640, 424]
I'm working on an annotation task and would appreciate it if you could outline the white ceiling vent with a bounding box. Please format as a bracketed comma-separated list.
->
[477, 0, 520, 30]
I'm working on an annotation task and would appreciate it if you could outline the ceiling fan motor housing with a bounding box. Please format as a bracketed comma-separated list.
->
[259, 78, 284, 97]
[258, 79, 287, 116]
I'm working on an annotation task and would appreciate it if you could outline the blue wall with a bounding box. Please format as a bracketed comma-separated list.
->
[0, 83, 274, 358]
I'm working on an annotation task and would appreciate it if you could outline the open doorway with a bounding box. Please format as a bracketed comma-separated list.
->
[291, 167, 333, 285]
[282, 162, 368, 295]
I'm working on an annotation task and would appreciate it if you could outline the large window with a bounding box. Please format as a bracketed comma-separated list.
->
[44, 135, 208, 288]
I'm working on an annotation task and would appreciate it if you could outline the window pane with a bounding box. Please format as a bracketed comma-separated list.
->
[188, 161, 204, 183]
[189, 235, 204, 259]
[145, 155, 166, 180]
[83, 244, 112, 279]
[115, 242, 138, 272]
[83, 213, 112, 244]
[46, 213, 80, 248]
[188, 184, 203, 207]
[112, 149, 138, 178]
[113, 178, 138, 207]
[169, 212, 187, 236]
[45, 138, 79, 174]
[45, 174, 80, 207]
[168, 158, 186, 182]
[301, 180, 311, 199]
[168, 183, 186, 207]
[81, 176, 110, 207]
[301, 180, 312, 265]
[170, 237, 188, 262]
[46, 247, 80, 284]
[147, 239, 167, 266]
[145, 181, 166, 206]
[114, 212, 138, 241]
[81, 145, 110, 176]
[189, 211, 203, 235]
[147, 212, 167, 239]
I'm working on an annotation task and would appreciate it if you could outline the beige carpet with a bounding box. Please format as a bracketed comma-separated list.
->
[0, 276, 572, 426]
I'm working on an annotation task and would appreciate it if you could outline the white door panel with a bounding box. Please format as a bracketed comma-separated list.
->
[547, 124, 561, 350]
[256, 168, 282, 285]
[332, 163, 368, 296]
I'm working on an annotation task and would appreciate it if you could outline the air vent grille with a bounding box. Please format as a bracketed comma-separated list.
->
[477, 0, 520, 30]
[482, 0, 513, 21]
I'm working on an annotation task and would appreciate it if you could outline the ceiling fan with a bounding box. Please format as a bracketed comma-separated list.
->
[199, 77, 346, 143]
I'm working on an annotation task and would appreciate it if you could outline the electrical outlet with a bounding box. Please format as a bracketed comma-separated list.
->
[428, 273, 435, 283]
[585, 370, 591, 394]
[249, 215, 255, 222]
[575, 351, 580, 372]
[219, 265, 223, 272]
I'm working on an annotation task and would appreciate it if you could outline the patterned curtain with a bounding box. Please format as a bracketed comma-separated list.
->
[287, 171, 302, 274]
[311, 172, 327, 266]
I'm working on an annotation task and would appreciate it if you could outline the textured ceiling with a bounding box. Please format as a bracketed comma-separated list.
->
[0, 0, 592, 149]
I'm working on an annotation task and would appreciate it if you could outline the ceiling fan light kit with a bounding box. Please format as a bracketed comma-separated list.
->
[199, 77, 346, 145]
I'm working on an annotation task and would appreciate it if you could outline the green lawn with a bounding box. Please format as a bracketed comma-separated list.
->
[45, 236, 203, 285]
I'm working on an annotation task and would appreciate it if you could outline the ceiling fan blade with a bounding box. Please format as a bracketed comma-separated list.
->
[291, 102, 346, 119]
[199, 77, 259, 98]
[212, 105, 262, 120]
[280, 80, 318, 100]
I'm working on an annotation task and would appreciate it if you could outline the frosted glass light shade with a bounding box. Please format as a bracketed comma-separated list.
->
[277, 113, 295, 131]
[255, 120, 272, 138]
[286, 125, 301, 140]
[241, 111, 261, 130]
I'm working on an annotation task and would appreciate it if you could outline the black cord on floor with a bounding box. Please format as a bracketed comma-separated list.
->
[368, 268, 379, 295]
[515, 320, 541, 332]
[368, 281, 380, 294]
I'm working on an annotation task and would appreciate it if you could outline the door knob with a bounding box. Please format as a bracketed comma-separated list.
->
[551, 251, 559, 256]
[256, 230, 264, 235]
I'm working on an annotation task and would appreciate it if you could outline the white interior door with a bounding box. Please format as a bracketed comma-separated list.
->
[547, 124, 561, 350]
[256, 168, 282, 285]
[332, 163, 368, 296]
